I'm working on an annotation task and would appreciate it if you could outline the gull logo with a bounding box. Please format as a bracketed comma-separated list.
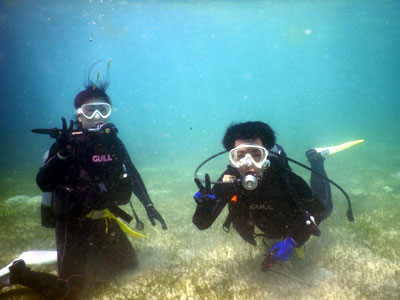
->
[249, 204, 274, 210]
[92, 154, 112, 163]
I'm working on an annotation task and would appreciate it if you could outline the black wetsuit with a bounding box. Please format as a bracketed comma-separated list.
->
[12, 131, 153, 299]
[193, 145, 332, 247]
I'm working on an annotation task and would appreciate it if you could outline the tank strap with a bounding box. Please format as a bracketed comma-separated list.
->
[222, 194, 240, 232]
[222, 211, 234, 232]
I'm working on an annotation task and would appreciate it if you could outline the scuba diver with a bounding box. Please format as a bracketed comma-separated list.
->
[1, 76, 167, 299]
[193, 121, 362, 270]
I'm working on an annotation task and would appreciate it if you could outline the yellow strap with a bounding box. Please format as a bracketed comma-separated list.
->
[105, 217, 109, 235]
[103, 209, 148, 239]
[86, 209, 148, 239]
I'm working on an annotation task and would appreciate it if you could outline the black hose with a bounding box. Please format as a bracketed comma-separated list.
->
[194, 149, 354, 222]
[128, 200, 144, 230]
[269, 151, 354, 222]
[194, 150, 228, 184]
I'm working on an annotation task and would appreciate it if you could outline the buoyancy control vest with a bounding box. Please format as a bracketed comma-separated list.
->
[40, 132, 132, 227]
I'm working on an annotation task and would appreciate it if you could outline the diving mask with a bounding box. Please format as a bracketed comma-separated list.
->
[77, 103, 112, 119]
[229, 144, 270, 170]
[229, 144, 270, 190]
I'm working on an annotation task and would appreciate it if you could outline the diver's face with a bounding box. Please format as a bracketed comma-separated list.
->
[233, 138, 264, 174]
[77, 98, 110, 130]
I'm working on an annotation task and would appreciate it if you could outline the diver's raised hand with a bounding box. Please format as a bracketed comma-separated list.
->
[145, 204, 167, 230]
[194, 174, 217, 211]
[56, 118, 75, 158]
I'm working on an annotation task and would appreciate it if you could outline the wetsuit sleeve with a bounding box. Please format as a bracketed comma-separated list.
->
[116, 139, 153, 207]
[192, 171, 231, 230]
[36, 143, 72, 192]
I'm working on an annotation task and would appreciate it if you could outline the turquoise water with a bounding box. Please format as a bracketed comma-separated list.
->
[0, 0, 399, 299]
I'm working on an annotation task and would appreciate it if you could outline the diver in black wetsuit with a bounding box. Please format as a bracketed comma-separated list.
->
[5, 82, 167, 299]
[193, 121, 333, 266]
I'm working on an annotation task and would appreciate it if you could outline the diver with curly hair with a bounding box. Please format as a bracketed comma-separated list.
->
[193, 121, 362, 269]
[2, 67, 167, 299]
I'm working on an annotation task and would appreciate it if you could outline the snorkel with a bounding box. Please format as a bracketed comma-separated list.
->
[194, 149, 355, 222]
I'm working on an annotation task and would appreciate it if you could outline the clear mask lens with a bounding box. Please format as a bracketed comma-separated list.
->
[229, 144, 268, 169]
[78, 103, 112, 119]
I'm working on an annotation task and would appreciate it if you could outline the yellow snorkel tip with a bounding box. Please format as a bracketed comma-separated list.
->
[93, 71, 100, 90]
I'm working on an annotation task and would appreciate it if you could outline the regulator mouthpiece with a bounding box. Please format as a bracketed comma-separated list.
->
[242, 174, 258, 190]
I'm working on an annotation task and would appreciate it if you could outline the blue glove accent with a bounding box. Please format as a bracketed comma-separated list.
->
[194, 191, 202, 201]
[194, 191, 216, 211]
[194, 191, 215, 203]
[269, 237, 296, 261]
[194, 174, 216, 211]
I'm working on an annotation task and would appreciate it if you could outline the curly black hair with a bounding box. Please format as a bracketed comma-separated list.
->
[222, 121, 276, 150]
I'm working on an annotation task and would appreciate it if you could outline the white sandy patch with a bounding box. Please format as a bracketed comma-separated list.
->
[5, 195, 41, 204]
[349, 188, 366, 196]
[382, 186, 393, 192]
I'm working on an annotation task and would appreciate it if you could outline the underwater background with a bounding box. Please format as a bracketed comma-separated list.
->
[0, 0, 399, 299]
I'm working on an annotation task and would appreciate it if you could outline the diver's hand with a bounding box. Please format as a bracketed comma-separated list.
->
[56, 118, 74, 159]
[269, 237, 296, 261]
[145, 204, 167, 230]
[194, 174, 217, 211]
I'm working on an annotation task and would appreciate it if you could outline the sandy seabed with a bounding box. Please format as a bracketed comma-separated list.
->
[0, 166, 399, 300]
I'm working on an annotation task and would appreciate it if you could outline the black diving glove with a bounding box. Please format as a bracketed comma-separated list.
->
[55, 118, 75, 159]
[194, 174, 217, 212]
[145, 204, 167, 230]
